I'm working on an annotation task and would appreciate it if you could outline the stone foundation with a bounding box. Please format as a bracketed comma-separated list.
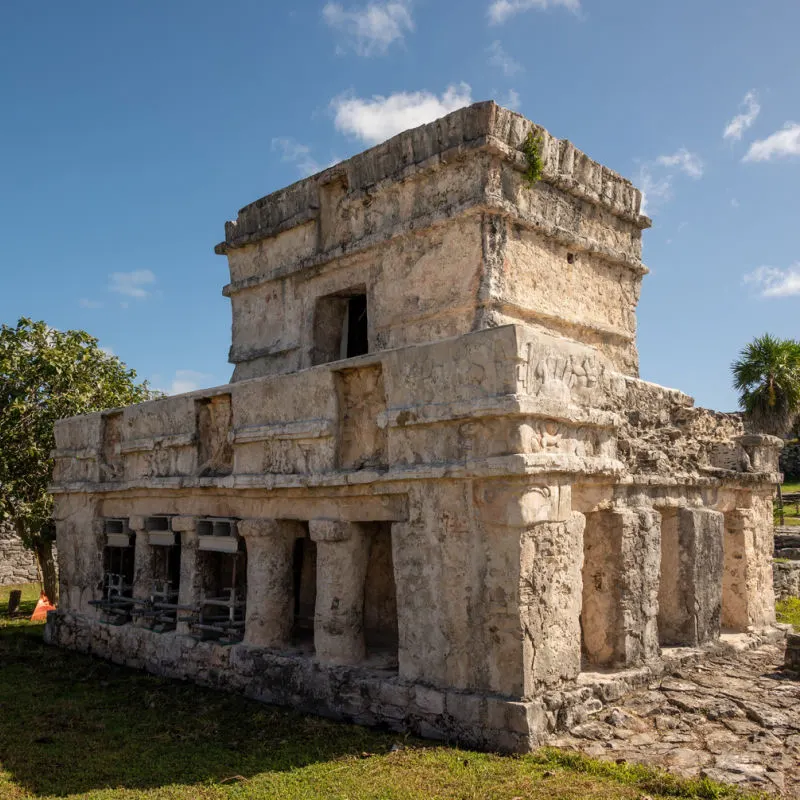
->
[774, 561, 800, 601]
[44, 609, 782, 750]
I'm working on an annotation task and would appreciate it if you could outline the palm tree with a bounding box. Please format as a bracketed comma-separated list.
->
[731, 333, 800, 437]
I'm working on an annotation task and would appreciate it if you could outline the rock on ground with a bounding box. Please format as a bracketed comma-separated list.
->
[550, 644, 800, 795]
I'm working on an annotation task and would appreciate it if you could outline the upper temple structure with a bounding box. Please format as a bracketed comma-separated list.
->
[46, 102, 784, 751]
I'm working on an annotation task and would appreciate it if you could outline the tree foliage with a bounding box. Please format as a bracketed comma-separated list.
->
[731, 333, 800, 436]
[0, 318, 157, 599]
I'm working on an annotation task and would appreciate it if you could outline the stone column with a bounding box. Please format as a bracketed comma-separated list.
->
[658, 507, 724, 646]
[582, 507, 661, 668]
[723, 499, 776, 632]
[520, 512, 586, 693]
[129, 515, 152, 604]
[309, 519, 371, 665]
[238, 519, 305, 648]
[172, 516, 199, 636]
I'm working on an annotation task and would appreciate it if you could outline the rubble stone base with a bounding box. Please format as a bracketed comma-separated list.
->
[45, 610, 785, 753]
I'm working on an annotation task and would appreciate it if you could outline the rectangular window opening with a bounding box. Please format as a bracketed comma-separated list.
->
[96, 528, 136, 625]
[312, 288, 369, 365]
[194, 530, 246, 644]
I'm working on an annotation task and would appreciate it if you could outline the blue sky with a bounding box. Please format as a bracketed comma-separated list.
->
[1, 0, 798, 409]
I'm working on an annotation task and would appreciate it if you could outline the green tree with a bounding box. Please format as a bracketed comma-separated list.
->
[731, 333, 800, 437]
[0, 318, 157, 603]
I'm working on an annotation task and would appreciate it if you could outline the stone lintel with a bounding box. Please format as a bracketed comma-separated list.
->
[239, 518, 306, 540]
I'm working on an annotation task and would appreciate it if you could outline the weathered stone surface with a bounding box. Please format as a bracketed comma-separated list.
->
[0, 521, 38, 586]
[555, 643, 800, 795]
[47, 102, 783, 753]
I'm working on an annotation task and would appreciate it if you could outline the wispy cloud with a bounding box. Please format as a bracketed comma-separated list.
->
[487, 40, 523, 76]
[636, 148, 703, 215]
[79, 298, 103, 309]
[108, 269, 156, 299]
[636, 167, 672, 216]
[655, 148, 704, 179]
[743, 264, 800, 298]
[322, 1, 413, 56]
[501, 88, 521, 110]
[271, 137, 323, 177]
[488, 0, 579, 25]
[331, 83, 473, 145]
[163, 369, 213, 395]
[723, 90, 760, 141]
[743, 122, 800, 162]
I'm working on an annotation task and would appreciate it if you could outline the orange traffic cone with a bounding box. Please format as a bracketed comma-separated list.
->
[30, 592, 56, 622]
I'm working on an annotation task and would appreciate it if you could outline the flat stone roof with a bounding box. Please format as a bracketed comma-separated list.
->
[215, 101, 650, 255]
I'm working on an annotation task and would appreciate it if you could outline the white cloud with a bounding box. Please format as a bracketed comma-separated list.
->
[79, 298, 103, 309]
[99, 345, 115, 357]
[743, 122, 800, 162]
[723, 90, 760, 141]
[655, 148, 704, 179]
[731, 197, 740, 208]
[108, 269, 156, 299]
[743, 264, 800, 298]
[636, 166, 673, 216]
[488, 0, 579, 25]
[164, 369, 213, 396]
[322, 1, 413, 56]
[488, 40, 523, 76]
[331, 83, 473, 145]
[502, 88, 521, 110]
[271, 137, 323, 177]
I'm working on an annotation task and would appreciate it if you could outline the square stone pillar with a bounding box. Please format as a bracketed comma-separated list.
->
[309, 519, 371, 665]
[128, 515, 152, 605]
[238, 519, 306, 648]
[658, 507, 724, 646]
[723, 501, 776, 631]
[582, 508, 661, 668]
[520, 511, 586, 694]
[172, 516, 199, 636]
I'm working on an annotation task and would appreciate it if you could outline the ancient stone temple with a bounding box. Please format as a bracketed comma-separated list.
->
[46, 102, 783, 751]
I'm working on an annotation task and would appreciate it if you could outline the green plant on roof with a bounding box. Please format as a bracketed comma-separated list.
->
[522, 130, 544, 187]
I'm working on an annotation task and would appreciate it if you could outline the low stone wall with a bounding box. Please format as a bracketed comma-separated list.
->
[0, 521, 38, 586]
[786, 634, 800, 673]
[780, 442, 800, 480]
[774, 561, 800, 601]
[44, 611, 781, 752]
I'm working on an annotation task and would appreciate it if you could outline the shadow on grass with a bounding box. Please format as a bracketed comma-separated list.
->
[0, 621, 414, 797]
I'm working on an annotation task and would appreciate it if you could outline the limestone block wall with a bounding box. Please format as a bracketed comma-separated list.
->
[218, 103, 649, 382]
[0, 521, 38, 585]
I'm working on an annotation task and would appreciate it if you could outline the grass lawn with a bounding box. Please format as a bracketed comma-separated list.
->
[0, 584, 763, 800]
[775, 481, 800, 527]
[776, 596, 800, 631]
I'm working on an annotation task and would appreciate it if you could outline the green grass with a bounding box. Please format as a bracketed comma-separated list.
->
[776, 596, 800, 631]
[774, 481, 800, 526]
[0, 584, 764, 800]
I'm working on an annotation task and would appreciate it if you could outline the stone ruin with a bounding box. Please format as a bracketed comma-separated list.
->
[0, 521, 38, 586]
[45, 102, 784, 751]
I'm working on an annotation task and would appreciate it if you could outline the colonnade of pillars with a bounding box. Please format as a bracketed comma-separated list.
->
[125, 515, 386, 666]
[581, 504, 773, 670]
